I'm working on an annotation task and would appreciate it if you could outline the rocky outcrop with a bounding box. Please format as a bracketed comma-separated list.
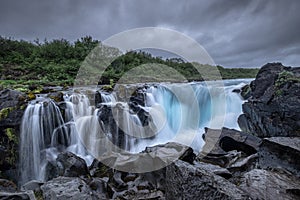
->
[238, 63, 300, 137]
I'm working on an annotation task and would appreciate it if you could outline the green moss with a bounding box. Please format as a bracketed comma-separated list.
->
[275, 89, 283, 97]
[27, 92, 36, 100]
[5, 128, 18, 144]
[34, 191, 43, 200]
[0, 107, 15, 120]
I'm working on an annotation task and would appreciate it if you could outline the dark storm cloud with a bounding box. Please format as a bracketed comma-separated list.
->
[0, 0, 299, 68]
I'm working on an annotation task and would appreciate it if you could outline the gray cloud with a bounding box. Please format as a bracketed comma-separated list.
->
[0, 0, 299, 68]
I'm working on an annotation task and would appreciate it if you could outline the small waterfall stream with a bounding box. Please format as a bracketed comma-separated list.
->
[19, 79, 250, 185]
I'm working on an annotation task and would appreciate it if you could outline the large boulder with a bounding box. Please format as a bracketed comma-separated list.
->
[239, 169, 300, 200]
[41, 177, 94, 200]
[258, 137, 300, 177]
[165, 160, 250, 200]
[0, 191, 35, 200]
[238, 63, 300, 137]
[0, 179, 17, 192]
[56, 151, 90, 177]
[99, 142, 195, 173]
[199, 127, 261, 168]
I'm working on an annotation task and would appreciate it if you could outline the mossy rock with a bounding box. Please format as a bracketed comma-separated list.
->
[5, 128, 18, 144]
[0, 107, 16, 121]
[48, 92, 64, 102]
[27, 92, 36, 100]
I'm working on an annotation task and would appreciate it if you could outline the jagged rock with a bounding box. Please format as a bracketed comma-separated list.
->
[88, 178, 108, 199]
[238, 63, 300, 137]
[165, 160, 250, 200]
[56, 151, 89, 177]
[107, 169, 166, 200]
[41, 177, 93, 200]
[0, 179, 17, 192]
[239, 169, 300, 200]
[194, 161, 232, 179]
[0, 191, 35, 200]
[258, 137, 300, 177]
[228, 153, 258, 173]
[143, 142, 196, 164]
[201, 127, 261, 155]
[199, 127, 261, 167]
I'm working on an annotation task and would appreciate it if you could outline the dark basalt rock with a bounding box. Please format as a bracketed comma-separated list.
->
[0, 191, 35, 200]
[0, 89, 27, 127]
[240, 84, 252, 100]
[199, 127, 261, 167]
[238, 63, 300, 137]
[0, 179, 17, 192]
[143, 142, 196, 164]
[56, 151, 90, 178]
[258, 137, 300, 177]
[41, 177, 93, 200]
[165, 160, 250, 200]
[239, 169, 300, 200]
[0, 89, 27, 180]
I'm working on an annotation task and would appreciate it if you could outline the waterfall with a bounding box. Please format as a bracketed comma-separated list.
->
[19, 79, 250, 185]
[19, 98, 66, 185]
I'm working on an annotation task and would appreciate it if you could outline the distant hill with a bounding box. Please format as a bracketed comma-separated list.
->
[0, 36, 259, 90]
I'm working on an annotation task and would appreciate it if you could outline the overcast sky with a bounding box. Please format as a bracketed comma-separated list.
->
[0, 0, 299, 68]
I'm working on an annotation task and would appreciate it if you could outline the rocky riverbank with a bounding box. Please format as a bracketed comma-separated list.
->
[0, 63, 299, 199]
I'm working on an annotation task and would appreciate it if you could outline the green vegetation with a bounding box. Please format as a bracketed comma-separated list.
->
[274, 70, 300, 96]
[0, 36, 259, 89]
[0, 107, 15, 120]
[5, 128, 18, 144]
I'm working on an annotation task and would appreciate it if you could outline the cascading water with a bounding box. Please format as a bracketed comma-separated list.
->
[19, 98, 66, 185]
[19, 79, 250, 185]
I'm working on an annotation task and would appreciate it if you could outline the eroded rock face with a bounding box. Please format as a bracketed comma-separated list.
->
[258, 137, 300, 177]
[165, 160, 250, 200]
[41, 177, 94, 200]
[238, 63, 300, 137]
[239, 169, 300, 200]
